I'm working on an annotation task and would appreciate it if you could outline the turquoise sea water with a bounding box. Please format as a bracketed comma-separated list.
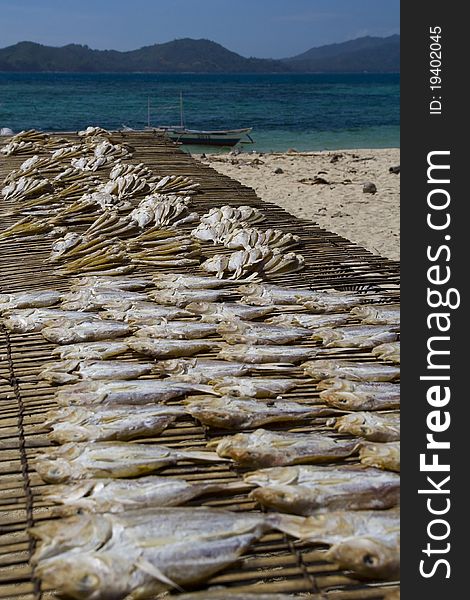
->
[0, 73, 399, 152]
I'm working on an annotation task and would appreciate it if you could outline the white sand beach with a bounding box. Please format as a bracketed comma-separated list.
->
[196, 148, 400, 261]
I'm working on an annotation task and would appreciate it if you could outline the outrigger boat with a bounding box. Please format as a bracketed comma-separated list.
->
[143, 94, 253, 147]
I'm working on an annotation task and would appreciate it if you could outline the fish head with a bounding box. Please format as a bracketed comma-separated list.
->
[30, 513, 112, 564]
[326, 537, 399, 580]
[35, 457, 74, 483]
[322, 391, 365, 410]
[36, 552, 132, 600]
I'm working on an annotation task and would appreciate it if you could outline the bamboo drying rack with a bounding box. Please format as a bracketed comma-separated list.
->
[0, 132, 400, 599]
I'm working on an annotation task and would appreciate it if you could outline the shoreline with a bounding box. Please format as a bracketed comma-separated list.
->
[194, 147, 400, 261]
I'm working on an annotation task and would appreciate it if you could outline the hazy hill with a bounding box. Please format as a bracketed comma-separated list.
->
[284, 35, 400, 72]
[0, 36, 400, 73]
[0, 39, 286, 73]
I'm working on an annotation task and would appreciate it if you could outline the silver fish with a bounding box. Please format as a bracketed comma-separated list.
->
[2, 308, 100, 333]
[246, 464, 400, 514]
[318, 379, 400, 411]
[328, 412, 400, 442]
[155, 358, 294, 383]
[152, 274, 231, 289]
[216, 320, 311, 345]
[61, 289, 147, 311]
[350, 304, 400, 325]
[213, 428, 358, 467]
[148, 288, 230, 307]
[129, 337, 213, 359]
[360, 441, 400, 472]
[45, 405, 185, 443]
[238, 283, 320, 306]
[43, 476, 242, 514]
[38, 359, 154, 385]
[277, 509, 400, 580]
[136, 320, 218, 340]
[372, 342, 401, 364]
[218, 344, 315, 364]
[311, 325, 399, 349]
[41, 319, 132, 344]
[102, 302, 193, 323]
[35, 442, 224, 482]
[51, 341, 130, 360]
[0, 290, 61, 312]
[55, 379, 214, 406]
[300, 291, 377, 313]
[302, 359, 400, 382]
[70, 276, 152, 291]
[186, 301, 274, 322]
[266, 313, 349, 329]
[34, 508, 274, 598]
[211, 376, 297, 398]
[185, 396, 332, 430]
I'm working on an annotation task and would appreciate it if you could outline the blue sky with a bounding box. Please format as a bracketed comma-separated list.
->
[0, 0, 400, 58]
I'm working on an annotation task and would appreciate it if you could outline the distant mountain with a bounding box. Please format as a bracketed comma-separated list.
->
[283, 35, 400, 72]
[0, 39, 286, 73]
[0, 36, 400, 73]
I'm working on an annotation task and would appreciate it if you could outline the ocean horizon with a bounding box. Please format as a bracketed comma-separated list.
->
[0, 72, 399, 152]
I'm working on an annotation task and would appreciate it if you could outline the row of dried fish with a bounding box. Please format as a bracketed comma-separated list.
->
[31, 505, 399, 597]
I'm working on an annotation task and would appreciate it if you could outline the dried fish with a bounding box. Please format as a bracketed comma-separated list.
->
[148, 288, 230, 307]
[109, 161, 154, 181]
[311, 325, 399, 349]
[245, 464, 400, 514]
[45, 405, 185, 443]
[78, 126, 111, 138]
[277, 509, 399, 579]
[70, 275, 152, 291]
[186, 301, 274, 322]
[0, 290, 61, 313]
[0, 216, 54, 240]
[155, 358, 294, 383]
[359, 441, 400, 472]
[239, 283, 320, 306]
[129, 337, 213, 359]
[224, 227, 301, 251]
[43, 476, 239, 513]
[372, 342, 401, 364]
[33, 507, 274, 598]
[328, 412, 400, 442]
[318, 380, 400, 411]
[201, 247, 304, 279]
[39, 359, 154, 385]
[41, 319, 132, 344]
[71, 155, 109, 171]
[300, 291, 378, 313]
[301, 359, 400, 382]
[266, 313, 349, 329]
[1, 140, 37, 156]
[191, 221, 238, 244]
[2, 176, 53, 201]
[61, 288, 147, 311]
[49, 232, 83, 261]
[3, 308, 100, 333]
[136, 320, 219, 340]
[55, 379, 213, 406]
[216, 320, 311, 345]
[102, 303, 193, 323]
[350, 304, 400, 325]
[51, 341, 130, 360]
[213, 428, 358, 467]
[35, 442, 224, 482]
[211, 376, 297, 398]
[185, 396, 332, 429]
[152, 273, 232, 289]
[150, 174, 199, 194]
[201, 205, 265, 225]
[218, 344, 315, 364]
